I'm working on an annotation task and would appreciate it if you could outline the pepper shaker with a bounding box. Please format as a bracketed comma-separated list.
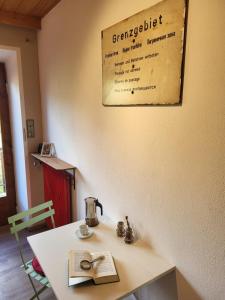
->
[124, 227, 134, 244]
[124, 216, 134, 244]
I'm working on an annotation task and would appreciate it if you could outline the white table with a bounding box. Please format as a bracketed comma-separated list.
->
[28, 218, 175, 300]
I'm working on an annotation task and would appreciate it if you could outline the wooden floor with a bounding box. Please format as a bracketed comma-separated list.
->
[0, 225, 56, 300]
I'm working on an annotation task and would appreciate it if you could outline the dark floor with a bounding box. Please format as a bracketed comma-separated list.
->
[0, 225, 57, 300]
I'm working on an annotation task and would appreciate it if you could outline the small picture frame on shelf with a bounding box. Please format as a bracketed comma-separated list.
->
[41, 142, 53, 157]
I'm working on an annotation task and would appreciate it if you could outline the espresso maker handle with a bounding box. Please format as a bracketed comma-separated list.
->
[95, 199, 103, 216]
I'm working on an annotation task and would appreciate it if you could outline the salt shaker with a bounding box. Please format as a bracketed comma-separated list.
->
[116, 221, 125, 237]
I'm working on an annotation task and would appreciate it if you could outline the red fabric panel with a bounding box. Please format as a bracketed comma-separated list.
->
[32, 257, 45, 276]
[43, 164, 71, 227]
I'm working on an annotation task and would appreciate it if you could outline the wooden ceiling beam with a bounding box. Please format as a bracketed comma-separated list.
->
[0, 10, 41, 30]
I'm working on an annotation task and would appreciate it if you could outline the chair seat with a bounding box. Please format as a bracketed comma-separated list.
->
[22, 260, 51, 288]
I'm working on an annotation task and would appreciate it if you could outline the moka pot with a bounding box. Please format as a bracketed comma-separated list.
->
[84, 197, 103, 227]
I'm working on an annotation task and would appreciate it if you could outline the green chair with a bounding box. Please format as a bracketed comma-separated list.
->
[8, 200, 55, 300]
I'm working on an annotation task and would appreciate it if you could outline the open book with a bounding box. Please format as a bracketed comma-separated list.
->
[68, 250, 119, 286]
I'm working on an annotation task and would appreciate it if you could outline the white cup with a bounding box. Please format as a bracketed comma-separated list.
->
[79, 224, 89, 236]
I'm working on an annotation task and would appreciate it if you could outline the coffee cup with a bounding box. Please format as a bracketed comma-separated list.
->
[79, 224, 89, 236]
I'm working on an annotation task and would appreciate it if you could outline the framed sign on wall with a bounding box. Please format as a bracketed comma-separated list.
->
[101, 0, 188, 106]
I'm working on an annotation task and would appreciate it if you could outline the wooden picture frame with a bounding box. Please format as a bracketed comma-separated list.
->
[41, 143, 53, 157]
[26, 119, 35, 138]
[101, 0, 188, 106]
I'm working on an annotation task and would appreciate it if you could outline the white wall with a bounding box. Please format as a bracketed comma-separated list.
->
[38, 0, 225, 299]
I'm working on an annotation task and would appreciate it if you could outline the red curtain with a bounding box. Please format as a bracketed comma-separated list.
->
[43, 164, 71, 227]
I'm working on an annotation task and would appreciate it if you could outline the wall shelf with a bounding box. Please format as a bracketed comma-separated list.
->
[31, 153, 76, 189]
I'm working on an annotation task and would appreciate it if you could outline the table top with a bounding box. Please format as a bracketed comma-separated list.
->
[28, 218, 175, 300]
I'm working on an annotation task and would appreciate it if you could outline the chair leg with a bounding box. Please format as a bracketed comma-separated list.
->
[30, 285, 48, 300]
[27, 274, 40, 300]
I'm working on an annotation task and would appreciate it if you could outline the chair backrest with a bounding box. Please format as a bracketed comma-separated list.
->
[8, 200, 55, 267]
[8, 200, 55, 238]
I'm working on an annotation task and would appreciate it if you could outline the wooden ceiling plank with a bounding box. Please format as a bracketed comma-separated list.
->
[1, 0, 21, 12]
[0, 0, 5, 10]
[0, 10, 41, 30]
[0, 0, 61, 18]
[25, 0, 50, 17]
[15, 0, 41, 17]
[33, 0, 61, 17]
[12, 0, 24, 12]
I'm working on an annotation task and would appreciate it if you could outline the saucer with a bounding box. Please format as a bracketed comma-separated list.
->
[75, 229, 94, 239]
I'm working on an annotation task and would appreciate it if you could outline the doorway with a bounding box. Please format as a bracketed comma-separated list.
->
[0, 63, 16, 225]
[0, 47, 30, 225]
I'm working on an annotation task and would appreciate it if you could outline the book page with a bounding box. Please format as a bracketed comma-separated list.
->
[91, 251, 117, 278]
[68, 250, 93, 278]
